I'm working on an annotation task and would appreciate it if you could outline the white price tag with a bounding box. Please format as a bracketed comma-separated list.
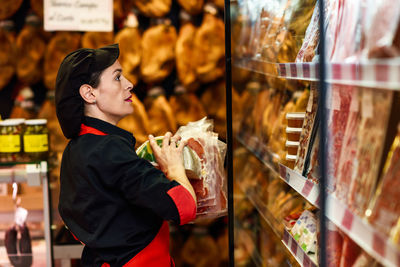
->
[44, 0, 113, 32]
[362, 90, 373, 118]
[15, 207, 28, 227]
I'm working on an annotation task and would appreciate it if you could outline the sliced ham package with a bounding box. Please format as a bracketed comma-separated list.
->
[136, 118, 227, 220]
[368, 125, 400, 236]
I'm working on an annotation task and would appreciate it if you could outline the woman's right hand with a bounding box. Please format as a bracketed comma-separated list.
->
[148, 132, 186, 179]
[148, 132, 197, 203]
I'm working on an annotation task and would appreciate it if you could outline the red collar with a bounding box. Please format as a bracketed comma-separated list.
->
[79, 124, 108, 136]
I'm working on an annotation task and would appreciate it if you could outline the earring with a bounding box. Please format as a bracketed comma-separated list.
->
[93, 100, 96, 104]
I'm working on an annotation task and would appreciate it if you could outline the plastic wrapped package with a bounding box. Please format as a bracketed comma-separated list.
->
[335, 88, 361, 202]
[140, 22, 177, 83]
[326, 221, 343, 267]
[324, 0, 343, 60]
[306, 124, 320, 183]
[238, 81, 262, 135]
[331, 0, 364, 61]
[117, 94, 151, 148]
[348, 89, 393, 215]
[363, 0, 400, 58]
[136, 118, 227, 220]
[340, 235, 362, 267]
[261, 89, 285, 145]
[295, 84, 318, 174]
[114, 13, 141, 86]
[290, 210, 318, 253]
[326, 84, 353, 192]
[296, 1, 320, 62]
[143, 87, 177, 136]
[367, 125, 400, 236]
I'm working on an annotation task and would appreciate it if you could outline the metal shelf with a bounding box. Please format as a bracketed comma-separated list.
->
[282, 229, 318, 267]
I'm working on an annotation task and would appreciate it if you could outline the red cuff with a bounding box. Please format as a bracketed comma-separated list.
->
[167, 185, 196, 225]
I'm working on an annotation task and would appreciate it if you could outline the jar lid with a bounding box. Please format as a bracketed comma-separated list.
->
[0, 119, 25, 126]
[286, 154, 297, 161]
[25, 119, 47, 125]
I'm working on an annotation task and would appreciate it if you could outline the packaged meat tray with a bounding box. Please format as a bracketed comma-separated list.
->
[290, 210, 318, 254]
[136, 118, 227, 220]
[367, 124, 400, 236]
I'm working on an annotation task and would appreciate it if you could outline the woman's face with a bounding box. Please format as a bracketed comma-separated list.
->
[94, 59, 133, 123]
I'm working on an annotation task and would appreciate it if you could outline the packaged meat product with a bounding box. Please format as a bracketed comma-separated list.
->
[290, 210, 317, 253]
[367, 125, 400, 236]
[16, 15, 46, 86]
[295, 84, 318, 175]
[133, 0, 171, 18]
[331, 0, 364, 61]
[144, 87, 177, 136]
[363, 0, 400, 58]
[306, 124, 320, 183]
[286, 113, 305, 128]
[326, 221, 343, 267]
[296, 1, 320, 62]
[261, 89, 284, 143]
[177, 0, 203, 15]
[117, 94, 151, 148]
[335, 88, 361, 202]
[348, 89, 393, 215]
[114, 13, 141, 85]
[286, 127, 302, 142]
[252, 88, 271, 141]
[0, 0, 22, 20]
[239, 82, 262, 136]
[10, 87, 37, 120]
[390, 217, 400, 245]
[140, 22, 177, 83]
[340, 235, 361, 267]
[44, 32, 81, 90]
[327, 84, 352, 192]
[169, 85, 206, 127]
[324, 0, 343, 60]
[136, 118, 227, 219]
[286, 141, 300, 156]
[175, 13, 199, 92]
[194, 4, 225, 83]
[0, 21, 16, 91]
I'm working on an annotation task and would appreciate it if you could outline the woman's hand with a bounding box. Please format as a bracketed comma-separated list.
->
[149, 132, 186, 178]
[148, 132, 196, 203]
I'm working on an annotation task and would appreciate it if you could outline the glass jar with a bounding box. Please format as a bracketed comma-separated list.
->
[23, 119, 49, 161]
[0, 119, 25, 162]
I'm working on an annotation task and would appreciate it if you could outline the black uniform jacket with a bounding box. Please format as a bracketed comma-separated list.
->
[58, 116, 196, 266]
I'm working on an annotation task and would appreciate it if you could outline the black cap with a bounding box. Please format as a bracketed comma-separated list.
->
[55, 44, 119, 139]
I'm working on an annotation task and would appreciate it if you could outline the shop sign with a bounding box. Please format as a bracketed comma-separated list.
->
[44, 0, 113, 32]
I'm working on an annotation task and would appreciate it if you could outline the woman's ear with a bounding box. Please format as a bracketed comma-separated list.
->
[79, 84, 96, 104]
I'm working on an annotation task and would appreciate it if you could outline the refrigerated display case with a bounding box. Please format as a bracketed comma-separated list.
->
[229, 0, 400, 266]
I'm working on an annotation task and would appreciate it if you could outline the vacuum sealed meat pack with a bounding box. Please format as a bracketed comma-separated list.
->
[136, 118, 227, 220]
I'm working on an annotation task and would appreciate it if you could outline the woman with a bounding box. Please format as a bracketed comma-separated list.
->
[55, 44, 197, 266]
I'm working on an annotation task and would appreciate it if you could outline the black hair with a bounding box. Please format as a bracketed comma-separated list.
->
[87, 70, 102, 88]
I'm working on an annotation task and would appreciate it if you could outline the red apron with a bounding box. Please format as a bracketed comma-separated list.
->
[79, 124, 174, 267]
